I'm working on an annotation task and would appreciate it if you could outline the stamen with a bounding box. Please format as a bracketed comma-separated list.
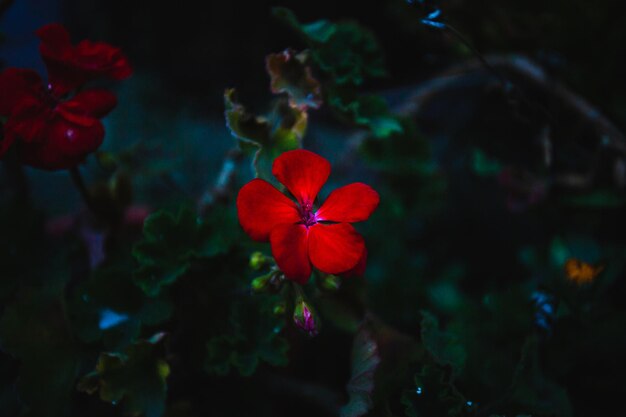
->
[298, 201, 317, 227]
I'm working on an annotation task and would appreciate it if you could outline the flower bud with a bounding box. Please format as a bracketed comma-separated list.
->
[249, 251, 268, 270]
[320, 274, 341, 291]
[293, 299, 319, 337]
[251, 273, 272, 293]
[272, 302, 286, 316]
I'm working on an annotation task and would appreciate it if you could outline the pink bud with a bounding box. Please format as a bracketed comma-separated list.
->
[293, 300, 319, 336]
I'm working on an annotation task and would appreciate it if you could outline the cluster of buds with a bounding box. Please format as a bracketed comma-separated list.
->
[248, 251, 320, 336]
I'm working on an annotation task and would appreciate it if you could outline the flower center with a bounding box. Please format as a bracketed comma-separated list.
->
[40, 84, 61, 108]
[298, 201, 317, 227]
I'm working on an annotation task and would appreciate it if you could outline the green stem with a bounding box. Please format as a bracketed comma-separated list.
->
[69, 166, 99, 215]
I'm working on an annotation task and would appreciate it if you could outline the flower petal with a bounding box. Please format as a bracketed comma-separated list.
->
[341, 248, 367, 278]
[37, 23, 81, 95]
[37, 23, 132, 95]
[308, 223, 365, 274]
[316, 182, 379, 223]
[272, 149, 330, 205]
[19, 113, 105, 170]
[270, 223, 311, 283]
[236, 179, 300, 241]
[75, 40, 132, 80]
[3, 97, 49, 144]
[0, 68, 44, 116]
[36, 23, 71, 55]
[57, 90, 118, 123]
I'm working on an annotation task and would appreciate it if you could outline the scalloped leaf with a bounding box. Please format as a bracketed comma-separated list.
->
[133, 206, 239, 296]
[340, 324, 381, 417]
[266, 49, 322, 110]
[273, 7, 386, 86]
[69, 258, 172, 349]
[329, 93, 403, 139]
[78, 334, 170, 417]
[224, 89, 307, 178]
[420, 311, 466, 373]
[205, 293, 288, 377]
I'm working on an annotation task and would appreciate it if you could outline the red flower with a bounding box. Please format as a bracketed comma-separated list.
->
[237, 150, 379, 283]
[0, 68, 117, 170]
[0, 23, 130, 170]
[37, 23, 132, 96]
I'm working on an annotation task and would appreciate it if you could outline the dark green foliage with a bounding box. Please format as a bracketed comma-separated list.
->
[205, 294, 289, 376]
[224, 88, 307, 178]
[70, 258, 172, 349]
[328, 93, 403, 139]
[274, 8, 403, 139]
[78, 334, 170, 417]
[266, 49, 322, 110]
[340, 325, 381, 417]
[420, 311, 466, 375]
[0, 291, 80, 417]
[133, 206, 239, 296]
[273, 7, 386, 86]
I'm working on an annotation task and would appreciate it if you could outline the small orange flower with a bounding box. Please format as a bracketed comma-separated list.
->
[564, 258, 604, 285]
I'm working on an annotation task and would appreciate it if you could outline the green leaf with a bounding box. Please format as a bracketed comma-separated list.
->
[70, 258, 172, 349]
[272, 7, 336, 43]
[78, 333, 170, 417]
[266, 49, 322, 110]
[273, 7, 386, 86]
[133, 206, 238, 296]
[509, 337, 573, 417]
[340, 325, 381, 417]
[472, 148, 503, 177]
[224, 88, 271, 148]
[420, 311, 466, 373]
[205, 294, 288, 377]
[0, 290, 80, 417]
[559, 189, 626, 208]
[224, 89, 307, 178]
[329, 93, 403, 139]
[402, 364, 468, 417]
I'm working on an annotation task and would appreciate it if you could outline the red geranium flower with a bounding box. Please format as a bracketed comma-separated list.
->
[0, 68, 116, 170]
[0, 23, 131, 170]
[37, 23, 132, 96]
[237, 149, 379, 283]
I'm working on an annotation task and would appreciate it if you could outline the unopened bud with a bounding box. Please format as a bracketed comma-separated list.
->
[320, 274, 341, 291]
[272, 302, 286, 316]
[251, 273, 272, 293]
[249, 251, 268, 270]
[293, 299, 319, 337]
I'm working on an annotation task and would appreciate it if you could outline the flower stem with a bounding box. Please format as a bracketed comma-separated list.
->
[4, 147, 30, 205]
[69, 166, 99, 215]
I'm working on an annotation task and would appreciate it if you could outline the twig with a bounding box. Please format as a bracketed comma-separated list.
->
[69, 166, 100, 215]
[197, 148, 243, 214]
[399, 54, 626, 154]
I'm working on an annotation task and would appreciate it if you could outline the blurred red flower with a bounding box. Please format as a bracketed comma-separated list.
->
[0, 23, 131, 170]
[237, 149, 379, 283]
[0, 68, 117, 169]
[37, 23, 132, 95]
